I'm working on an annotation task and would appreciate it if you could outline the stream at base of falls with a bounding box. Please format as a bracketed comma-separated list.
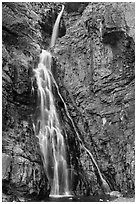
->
[2, 190, 135, 202]
[45, 195, 112, 202]
[16, 193, 130, 202]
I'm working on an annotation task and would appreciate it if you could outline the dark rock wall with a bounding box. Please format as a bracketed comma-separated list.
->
[2, 2, 135, 200]
[54, 2, 135, 196]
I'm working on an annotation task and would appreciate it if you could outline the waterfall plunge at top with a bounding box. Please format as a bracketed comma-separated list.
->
[50, 5, 64, 48]
[33, 5, 69, 196]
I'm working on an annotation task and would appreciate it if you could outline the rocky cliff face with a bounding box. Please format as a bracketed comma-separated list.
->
[54, 2, 135, 196]
[2, 2, 135, 201]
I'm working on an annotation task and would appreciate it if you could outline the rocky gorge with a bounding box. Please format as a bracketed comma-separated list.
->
[2, 2, 135, 202]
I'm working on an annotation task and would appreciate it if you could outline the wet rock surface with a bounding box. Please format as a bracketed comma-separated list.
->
[2, 2, 134, 201]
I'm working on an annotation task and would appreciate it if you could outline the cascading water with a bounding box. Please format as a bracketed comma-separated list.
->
[33, 5, 69, 196]
[33, 50, 69, 196]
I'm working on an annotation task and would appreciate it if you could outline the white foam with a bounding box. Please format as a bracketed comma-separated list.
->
[49, 194, 73, 198]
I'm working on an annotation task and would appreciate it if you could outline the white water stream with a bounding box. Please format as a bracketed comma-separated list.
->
[33, 50, 69, 195]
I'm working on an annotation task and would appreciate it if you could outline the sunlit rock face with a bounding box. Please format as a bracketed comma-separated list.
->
[54, 2, 135, 196]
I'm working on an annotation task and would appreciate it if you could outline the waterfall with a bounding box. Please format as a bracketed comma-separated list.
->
[32, 5, 69, 196]
[33, 3, 110, 197]
[50, 5, 64, 48]
[33, 50, 69, 196]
